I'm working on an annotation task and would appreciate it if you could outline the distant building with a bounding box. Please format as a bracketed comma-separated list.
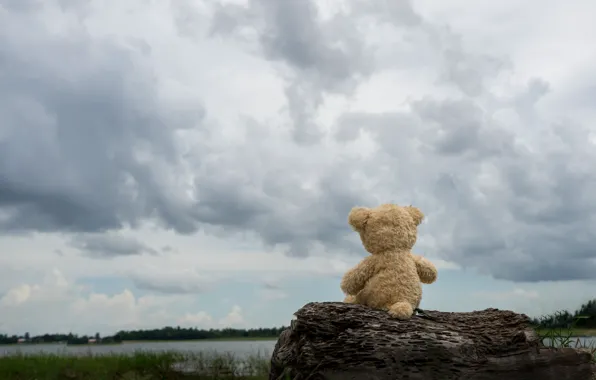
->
[17, 338, 25, 343]
[88, 338, 97, 344]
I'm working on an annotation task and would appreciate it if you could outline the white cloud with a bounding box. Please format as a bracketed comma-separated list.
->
[0, 229, 461, 297]
[172, 305, 247, 330]
[0, 269, 236, 335]
[177, 312, 214, 328]
[0, 0, 595, 334]
[219, 306, 246, 328]
[1, 285, 36, 307]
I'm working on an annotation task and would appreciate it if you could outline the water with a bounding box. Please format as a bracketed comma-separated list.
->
[0, 340, 278, 357]
[541, 336, 596, 348]
[2, 336, 594, 358]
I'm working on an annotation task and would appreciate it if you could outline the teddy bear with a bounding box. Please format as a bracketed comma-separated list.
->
[340, 203, 438, 319]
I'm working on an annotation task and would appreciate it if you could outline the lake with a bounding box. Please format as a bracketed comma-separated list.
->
[1, 336, 594, 357]
[0, 340, 278, 357]
[541, 336, 596, 349]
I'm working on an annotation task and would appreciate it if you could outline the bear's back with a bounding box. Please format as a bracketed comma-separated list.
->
[358, 251, 421, 309]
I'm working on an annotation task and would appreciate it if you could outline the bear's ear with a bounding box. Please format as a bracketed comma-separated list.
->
[406, 206, 424, 226]
[348, 207, 371, 232]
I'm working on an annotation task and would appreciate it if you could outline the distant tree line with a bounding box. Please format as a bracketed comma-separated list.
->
[530, 299, 596, 329]
[3, 299, 593, 345]
[115, 326, 286, 341]
[0, 331, 119, 345]
[0, 326, 287, 345]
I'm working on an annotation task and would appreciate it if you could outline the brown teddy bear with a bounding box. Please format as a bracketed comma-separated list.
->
[340, 203, 438, 319]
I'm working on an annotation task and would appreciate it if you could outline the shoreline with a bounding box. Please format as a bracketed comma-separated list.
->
[0, 351, 271, 379]
[2, 330, 595, 347]
[0, 337, 279, 347]
[121, 337, 278, 343]
[2, 328, 595, 347]
[534, 328, 596, 338]
[1, 335, 594, 380]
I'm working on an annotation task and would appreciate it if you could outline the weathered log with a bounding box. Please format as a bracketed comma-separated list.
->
[269, 302, 596, 380]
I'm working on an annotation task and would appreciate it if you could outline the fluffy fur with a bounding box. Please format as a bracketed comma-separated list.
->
[340, 204, 438, 319]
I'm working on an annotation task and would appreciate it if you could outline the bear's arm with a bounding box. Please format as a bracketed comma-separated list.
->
[412, 254, 438, 284]
[340, 257, 377, 295]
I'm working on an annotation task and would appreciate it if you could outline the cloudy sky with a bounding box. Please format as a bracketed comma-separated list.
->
[1, 0, 596, 336]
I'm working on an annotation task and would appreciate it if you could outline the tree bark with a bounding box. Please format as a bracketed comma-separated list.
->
[269, 302, 596, 380]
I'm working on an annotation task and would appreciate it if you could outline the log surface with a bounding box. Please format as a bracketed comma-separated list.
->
[269, 302, 595, 380]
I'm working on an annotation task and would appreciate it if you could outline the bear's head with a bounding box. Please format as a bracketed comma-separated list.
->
[348, 203, 424, 255]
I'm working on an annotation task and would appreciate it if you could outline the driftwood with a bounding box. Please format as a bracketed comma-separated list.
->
[269, 302, 596, 380]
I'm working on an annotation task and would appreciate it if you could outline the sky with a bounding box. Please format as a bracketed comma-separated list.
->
[1, 0, 596, 336]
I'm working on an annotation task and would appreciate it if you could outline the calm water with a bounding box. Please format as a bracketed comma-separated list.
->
[0, 340, 278, 357]
[541, 336, 596, 348]
[1, 337, 594, 357]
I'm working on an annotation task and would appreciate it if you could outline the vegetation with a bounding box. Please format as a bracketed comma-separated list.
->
[0, 299, 594, 379]
[1, 299, 592, 346]
[535, 314, 596, 363]
[116, 327, 285, 342]
[0, 327, 286, 345]
[529, 298, 596, 363]
[2, 324, 594, 380]
[0, 350, 271, 380]
[530, 299, 596, 336]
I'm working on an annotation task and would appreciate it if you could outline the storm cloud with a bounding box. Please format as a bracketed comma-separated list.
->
[1, 0, 596, 283]
[69, 233, 159, 259]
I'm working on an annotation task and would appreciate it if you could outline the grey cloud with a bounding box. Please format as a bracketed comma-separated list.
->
[440, 47, 506, 97]
[421, 24, 511, 97]
[413, 98, 484, 156]
[210, 0, 374, 84]
[353, 0, 422, 27]
[188, 146, 368, 256]
[132, 280, 206, 295]
[263, 283, 279, 291]
[262, 279, 280, 290]
[208, 0, 378, 144]
[0, 4, 204, 235]
[351, 1, 510, 97]
[130, 272, 213, 295]
[333, 90, 596, 282]
[161, 245, 176, 253]
[70, 234, 158, 259]
[3, 1, 596, 284]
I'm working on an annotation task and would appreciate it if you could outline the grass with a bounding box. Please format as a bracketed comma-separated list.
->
[0, 350, 271, 380]
[2, 312, 594, 379]
[3, 332, 593, 380]
[535, 313, 596, 363]
[534, 327, 596, 337]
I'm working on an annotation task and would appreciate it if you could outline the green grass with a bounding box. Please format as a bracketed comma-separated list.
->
[2, 312, 594, 379]
[535, 313, 596, 363]
[0, 350, 271, 380]
[534, 327, 596, 337]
